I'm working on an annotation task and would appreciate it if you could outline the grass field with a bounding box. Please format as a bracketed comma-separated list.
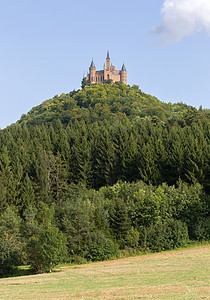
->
[0, 245, 209, 299]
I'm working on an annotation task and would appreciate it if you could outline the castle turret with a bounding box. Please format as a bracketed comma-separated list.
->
[106, 50, 110, 70]
[89, 58, 96, 83]
[120, 63, 127, 84]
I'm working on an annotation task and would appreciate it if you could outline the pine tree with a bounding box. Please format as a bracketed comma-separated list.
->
[0, 146, 17, 209]
[122, 132, 139, 181]
[109, 197, 130, 246]
[19, 174, 35, 210]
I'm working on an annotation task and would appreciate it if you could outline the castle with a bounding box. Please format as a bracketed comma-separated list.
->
[85, 51, 127, 85]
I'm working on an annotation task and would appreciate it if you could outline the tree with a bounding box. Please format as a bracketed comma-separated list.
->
[0, 207, 23, 275]
[69, 132, 91, 186]
[0, 146, 17, 209]
[85, 231, 118, 261]
[19, 174, 35, 211]
[109, 197, 130, 247]
[125, 226, 139, 248]
[27, 226, 67, 273]
[91, 127, 116, 187]
[58, 195, 93, 256]
[81, 77, 88, 89]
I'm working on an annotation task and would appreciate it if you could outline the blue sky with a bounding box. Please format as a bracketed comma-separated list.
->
[0, 0, 210, 129]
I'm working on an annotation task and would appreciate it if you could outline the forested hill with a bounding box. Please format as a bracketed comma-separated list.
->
[0, 82, 209, 275]
[18, 82, 209, 127]
[0, 82, 209, 195]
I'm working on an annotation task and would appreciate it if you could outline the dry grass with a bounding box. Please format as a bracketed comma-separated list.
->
[0, 245, 209, 299]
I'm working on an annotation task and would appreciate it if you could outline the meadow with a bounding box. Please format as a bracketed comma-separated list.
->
[0, 245, 209, 299]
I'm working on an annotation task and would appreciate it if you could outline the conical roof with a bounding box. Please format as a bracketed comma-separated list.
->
[107, 50, 110, 59]
[90, 59, 95, 68]
[121, 63, 126, 71]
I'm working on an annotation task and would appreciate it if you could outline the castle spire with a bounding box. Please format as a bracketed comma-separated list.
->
[121, 63, 126, 71]
[106, 50, 110, 59]
[90, 58, 95, 68]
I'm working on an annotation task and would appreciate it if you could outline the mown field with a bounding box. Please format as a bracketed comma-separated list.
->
[0, 245, 209, 299]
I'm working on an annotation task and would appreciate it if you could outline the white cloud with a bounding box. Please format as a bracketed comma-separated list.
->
[153, 0, 210, 43]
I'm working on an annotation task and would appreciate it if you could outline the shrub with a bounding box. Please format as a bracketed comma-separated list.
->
[27, 226, 67, 273]
[0, 207, 23, 276]
[139, 219, 189, 252]
[194, 217, 210, 241]
[125, 227, 140, 248]
[85, 231, 119, 261]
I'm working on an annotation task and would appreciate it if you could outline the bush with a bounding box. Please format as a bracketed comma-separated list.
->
[125, 227, 139, 248]
[139, 219, 189, 252]
[85, 231, 119, 261]
[0, 207, 23, 276]
[27, 226, 67, 273]
[194, 217, 210, 241]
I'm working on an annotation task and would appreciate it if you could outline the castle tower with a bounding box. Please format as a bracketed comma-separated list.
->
[89, 58, 96, 83]
[106, 51, 110, 70]
[120, 63, 127, 85]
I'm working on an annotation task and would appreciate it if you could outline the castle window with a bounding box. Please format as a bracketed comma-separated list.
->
[107, 74, 109, 79]
[101, 76, 102, 81]
[96, 77, 97, 82]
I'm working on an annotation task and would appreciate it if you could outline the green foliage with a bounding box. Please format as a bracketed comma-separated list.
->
[0, 207, 23, 275]
[125, 227, 140, 248]
[194, 217, 210, 241]
[0, 146, 17, 210]
[0, 83, 209, 274]
[109, 197, 130, 247]
[27, 226, 67, 273]
[104, 79, 113, 84]
[81, 77, 88, 89]
[23, 202, 67, 273]
[18, 83, 209, 128]
[19, 174, 35, 211]
[85, 231, 119, 261]
[57, 189, 94, 256]
[140, 219, 189, 252]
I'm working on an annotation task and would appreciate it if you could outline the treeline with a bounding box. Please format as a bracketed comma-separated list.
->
[0, 83, 209, 275]
[0, 181, 209, 275]
[1, 113, 209, 206]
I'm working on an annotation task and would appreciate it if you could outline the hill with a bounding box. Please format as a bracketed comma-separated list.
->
[0, 82, 209, 275]
[3, 82, 209, 193]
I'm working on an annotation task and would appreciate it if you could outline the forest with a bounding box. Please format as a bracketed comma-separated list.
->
[0, 82, 209, 275]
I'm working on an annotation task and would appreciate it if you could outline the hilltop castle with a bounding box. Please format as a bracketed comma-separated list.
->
[85, 51, 127, 85]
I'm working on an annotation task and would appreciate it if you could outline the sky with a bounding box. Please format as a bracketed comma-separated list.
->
[0, 0, 210, 129]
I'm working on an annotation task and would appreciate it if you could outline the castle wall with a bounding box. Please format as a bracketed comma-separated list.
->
[110, 72, 121, 82]
[95, 71, 104, 83]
